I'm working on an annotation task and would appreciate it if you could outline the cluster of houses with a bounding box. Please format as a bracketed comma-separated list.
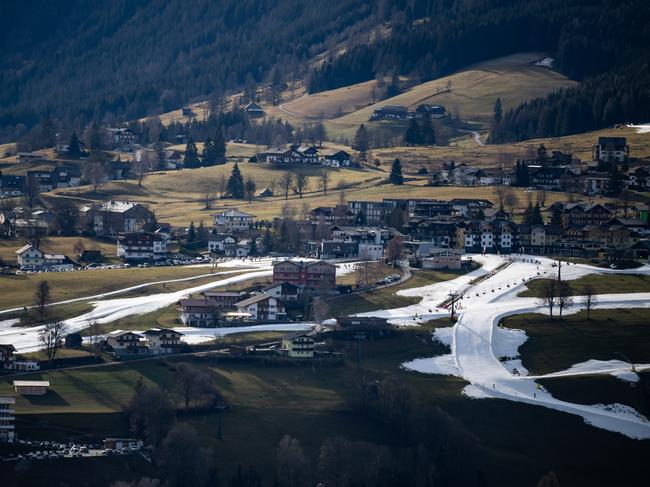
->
[259, 144, 352, 167]
[369, 104, 447, 121]
[0, 165, 82, 197]
[304, 195, 650, 263]
[179, 260, 337, 326]
[105, 328, 185, 358]
[433, 138, 649, 194]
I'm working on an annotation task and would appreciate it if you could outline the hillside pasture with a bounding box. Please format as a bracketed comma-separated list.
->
[325, 52, 578, 140]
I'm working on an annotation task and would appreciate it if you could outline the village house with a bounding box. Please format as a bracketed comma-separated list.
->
[413, 104, 447, 119]
[322, 150, 352, 167]
[347, 200, 394, 225]
[627, 166, 650, 191]
[15, 244, 65, 269]
[235, 294, 286, 321]
[116, 232, 169, 261]
[105, 127, 137, 147]
[369, 105, 408, 120]
[13, 380, 50, 396]
[143, 328, 184, 354]
[281, 334, 314, 358]
[261, 145, 321, 165]
[179, 298, 222, 327]
[0, 396, 16, 441]
[549, 202, 613, 228]
[106, 330, 148, 355]
[449, 199, 494, 218]
[201, 291, 247, 310]
[0, 344, 16, 370]
[213, 209, 255, 232]
[162, 150, 183, 169]
[272, 260, 337, 290]
[262, 282, 300, 301]
[244, 102, 266, 118]
[592, 136, 629, 163]
[421, 247, 464, 270]
[17, 152, 48, 163]
[581, 170, 611, 195]
[94, 201, 154, 236]
[529, 165, 579, 191]
[0, 174, 26, 197]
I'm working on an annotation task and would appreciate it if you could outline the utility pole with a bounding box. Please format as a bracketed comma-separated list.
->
[354, 332, 366, 369]
[215, 402, 227, 439]
[557, 258, 562, 281]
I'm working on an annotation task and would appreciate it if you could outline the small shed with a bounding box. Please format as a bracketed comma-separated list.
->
[13, 380, 50, 395]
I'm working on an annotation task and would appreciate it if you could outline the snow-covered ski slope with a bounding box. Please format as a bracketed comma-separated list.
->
[361, 254, 650, 439]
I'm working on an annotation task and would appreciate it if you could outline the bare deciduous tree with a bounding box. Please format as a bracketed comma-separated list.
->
[557, 281, 573, 318]
[34, 280, 50, 322]
[385, 236, 404, 265]
[200, 183, 216, 210]
[293, 172, 308, 198]
[83, 161, 108, 192]
[582, 284, 597, 319]
[276, 435, 309, 487]
[216, 173, 227, 197]
[24, 178, 40, 208]
[39, 321, 67, 364]
[87, 319, 104, 358]
[310, 297, 330, 325]
[133, 150, 156, 186]
[539, 279, 557, 320]
[244, 176, 256, 203]
[280, 172, 294, 200]
[318, 169, 330, 195]
[158, 423, 214, 487]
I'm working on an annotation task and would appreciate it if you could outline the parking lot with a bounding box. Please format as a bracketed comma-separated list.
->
[0, 438, 142, 462]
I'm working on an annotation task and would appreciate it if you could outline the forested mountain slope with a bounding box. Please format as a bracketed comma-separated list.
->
[1, 0, 649, 143]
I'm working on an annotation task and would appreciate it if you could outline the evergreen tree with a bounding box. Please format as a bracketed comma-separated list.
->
[389, 158, 404, 185]
[227, 163, 245, 198]
[183, 139, 200, 168]
[244, 176, 256, 202]
[493, 97, 503, 123]
[403, 118, 423, 145]
[353, 124, 369, 157]
[263, 227, 273, 252]
[67, 132, 82, 159]
[514, 160, 522, 186]
[213, 127, 226, 164]
[537, 143, 549, 166]
[187, 221, 196, 242]
[201, 136, 216, 165]
[523, 202, 534, 225]
[386, 72, 400, 98]
[550, 207, 563, 226]
[519, 162, 530, 186]
[532, 202, 544, 224]
[420, 116, 436, 145]
[249, 238, 258, 256]
[607, 166, 625, 195]
[355, 210, 366, 225]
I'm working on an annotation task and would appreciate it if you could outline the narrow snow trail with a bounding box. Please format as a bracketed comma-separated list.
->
[0, 269, 250, 315]
[1, 269, 273, 353]
[363, 254, 650, 439]
[1, 259, 359, 354]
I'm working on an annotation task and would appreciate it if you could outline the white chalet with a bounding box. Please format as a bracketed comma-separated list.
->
[213, 209, 255, 232]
